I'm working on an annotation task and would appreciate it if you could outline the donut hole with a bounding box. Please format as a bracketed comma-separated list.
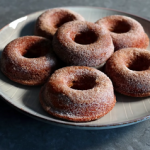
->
[52, 13, 76, 28]
[127, 56, 150, 71]
[23, 49, 43, 58]
[69, 75, 96, 90]
[23, 41, 48, 58]
[72, 30, 98, 45]
[108, 20, 131, 33]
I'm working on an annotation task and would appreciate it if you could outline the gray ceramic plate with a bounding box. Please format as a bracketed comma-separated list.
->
[0, 6, 150, 129]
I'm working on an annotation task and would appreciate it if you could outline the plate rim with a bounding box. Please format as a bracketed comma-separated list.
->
[0, 6, 150, 130]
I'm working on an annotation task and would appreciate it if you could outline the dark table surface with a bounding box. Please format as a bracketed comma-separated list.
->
[1, 0, 150, 150]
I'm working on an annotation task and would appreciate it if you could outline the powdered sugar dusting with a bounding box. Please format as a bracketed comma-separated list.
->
[105, 48, 150, 97]
[95, 15, 149, 51]
[35, 8, 85, 40]
[40, 66, 116, 122]
[1, 36, 59, 85]
[53, 21, 114, 67]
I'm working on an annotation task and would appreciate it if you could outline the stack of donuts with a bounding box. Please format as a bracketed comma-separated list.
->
[1, 8, 150, 122]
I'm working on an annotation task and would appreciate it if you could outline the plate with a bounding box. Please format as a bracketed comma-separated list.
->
[0, 6, 150, 129]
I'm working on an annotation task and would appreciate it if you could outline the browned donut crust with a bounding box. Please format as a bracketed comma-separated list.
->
[105, 48, 150, 97]
[40, 66, 116, 122]
[1, 36, 60, 86]
[35, 8, 85, 40]
[53, 21, 114, 67]
[95, 15, 149, 51]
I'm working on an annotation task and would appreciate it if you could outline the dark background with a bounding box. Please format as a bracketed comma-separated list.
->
[0, 0, 150, 150]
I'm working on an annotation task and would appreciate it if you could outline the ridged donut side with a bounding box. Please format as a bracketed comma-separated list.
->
[52, 21, 114, 67]
[40, 66, 116, 122]
[105, 48, 150, 97]
[96, 15, 149, 51]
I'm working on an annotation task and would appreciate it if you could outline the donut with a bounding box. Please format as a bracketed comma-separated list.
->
[95, 15, 149, 51]
[40, 66, 116, 122]
[52, 21, 114, 67]
[105, 48, 150, 97]
[35, 8, 85, 40]
[1, 36, 60, 86]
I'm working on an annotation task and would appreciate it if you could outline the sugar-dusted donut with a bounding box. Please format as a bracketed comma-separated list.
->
[1, 36, 60, 86]
[95, 15, 149, 51]
[40, 66, 116, 122]
[53, 21, 114, 67]
[105, 48, 150, 97]
[35, 8, 85, 40]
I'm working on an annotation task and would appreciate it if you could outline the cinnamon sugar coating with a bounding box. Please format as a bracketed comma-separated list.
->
[35, 8, 85, 40]
[53, 21, 114, 67]
[40, 66, 116, 122]
[1, 36, 60, 86]
[96, 15, 149, 51]
[105, 48, 150, 97]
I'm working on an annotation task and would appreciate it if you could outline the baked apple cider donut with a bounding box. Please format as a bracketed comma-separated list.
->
[96, 15, 149, 51]
[35, 8, 85, 40]
[53, 21, 114, 67]
[1, 36, 60, 86]
[40, 66, 116, 122]
[105, 48, 150, 97]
